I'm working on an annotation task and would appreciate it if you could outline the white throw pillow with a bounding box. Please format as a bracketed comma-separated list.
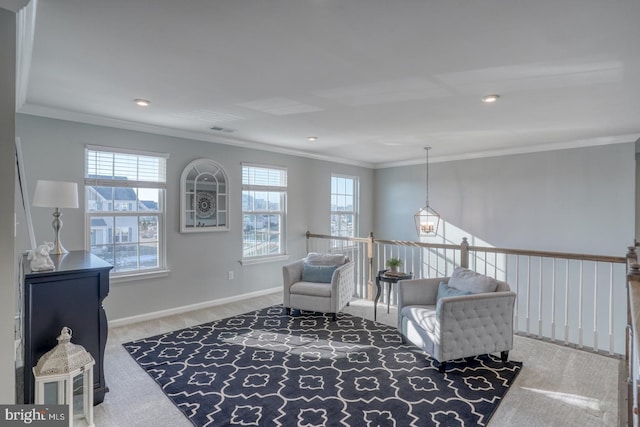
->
[305, 252, 347, 266]
[448, 267, 498, 294]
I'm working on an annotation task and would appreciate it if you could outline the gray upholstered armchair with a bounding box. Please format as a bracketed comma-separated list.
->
[283, 252, 354, 321]
[397, 267, 516, 372]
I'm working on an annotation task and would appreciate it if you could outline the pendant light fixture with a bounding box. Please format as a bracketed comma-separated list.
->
[414, 147, 440, 236]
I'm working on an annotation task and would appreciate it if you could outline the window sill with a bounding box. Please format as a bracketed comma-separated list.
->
[241, 255, 290, 266]
[110, 269, 170, 284]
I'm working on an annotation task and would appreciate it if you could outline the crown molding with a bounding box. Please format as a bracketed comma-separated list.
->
[14, 0, 36, 109]
[375, 133, 640, 169]
[17, 103, 375, 169]
[0, 0, 31, 13]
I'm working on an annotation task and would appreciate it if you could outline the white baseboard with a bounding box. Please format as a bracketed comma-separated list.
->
[108, 287, 281, 328]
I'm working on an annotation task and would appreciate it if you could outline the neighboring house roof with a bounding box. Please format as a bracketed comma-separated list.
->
[87, 179, 157, 210]
[87, 174, 128, 181]
[140, 200, 158, 210]
[91, 218, 108, 227]
[94, 187, 137, 201]
[88, 186, 157, 211]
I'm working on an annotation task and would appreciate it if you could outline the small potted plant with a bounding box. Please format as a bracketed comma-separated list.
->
[385, 257, 403, 273]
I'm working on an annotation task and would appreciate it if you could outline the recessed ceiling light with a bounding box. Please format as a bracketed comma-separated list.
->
[482, 94, 499, 103]
[308, 136, 318, 142]
[134, 98, 151, 107]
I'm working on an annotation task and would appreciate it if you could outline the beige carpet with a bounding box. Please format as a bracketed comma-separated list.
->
[93, 294, 621, 426]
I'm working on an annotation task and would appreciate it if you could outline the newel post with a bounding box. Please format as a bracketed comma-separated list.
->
[626, 245, 639, 358]
[627, 245, 637, 267]
[367, 232, 375, 300]
[626, 244, 640, 423]
[460, 237, 469, 269]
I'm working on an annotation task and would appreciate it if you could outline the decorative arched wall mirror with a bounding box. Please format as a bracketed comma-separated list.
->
[180, 158, 229, 233]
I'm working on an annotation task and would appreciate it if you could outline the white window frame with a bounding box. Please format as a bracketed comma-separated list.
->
[242, 163, 287, 264]
[84, 145, 169, 280]
[331, 174, 359, 242]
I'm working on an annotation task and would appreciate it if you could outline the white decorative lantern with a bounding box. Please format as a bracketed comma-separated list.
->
[33, 327, 95, 427]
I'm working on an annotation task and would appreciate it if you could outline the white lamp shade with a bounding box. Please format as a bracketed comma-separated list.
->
[32, 180, 79, 209]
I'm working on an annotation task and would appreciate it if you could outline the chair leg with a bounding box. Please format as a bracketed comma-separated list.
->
[500, 351, 509, 363]
[438, 361, 447, 373]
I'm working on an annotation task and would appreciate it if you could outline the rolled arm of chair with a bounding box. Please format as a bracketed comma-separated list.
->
[437, 291, 517, 360]
[332, 260, 355, 312]
[397, 278, 443, 330]
[283, 259, 304, 285]
[397, 278, 443, 308]
[282, 259, 304, 307]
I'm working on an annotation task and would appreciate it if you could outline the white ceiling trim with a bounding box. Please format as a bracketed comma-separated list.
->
[14, 0, 36, 109]
[0, 0, 30, 13]
[377, 133, 640, 169]
[18, 103, 375, 169]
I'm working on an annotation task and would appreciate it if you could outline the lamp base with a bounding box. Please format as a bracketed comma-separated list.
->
[49, 244, 69, 256]
[50, 208, 69, 255]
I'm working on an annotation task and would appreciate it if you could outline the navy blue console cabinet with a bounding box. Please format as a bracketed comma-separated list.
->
[22, 251, 112, 405]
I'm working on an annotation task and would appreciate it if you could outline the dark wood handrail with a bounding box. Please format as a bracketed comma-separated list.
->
[306, 231, 626, 264]
[466, 245, 625, 264]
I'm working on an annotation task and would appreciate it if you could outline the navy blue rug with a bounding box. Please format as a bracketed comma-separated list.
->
[123, 305, 521, 426]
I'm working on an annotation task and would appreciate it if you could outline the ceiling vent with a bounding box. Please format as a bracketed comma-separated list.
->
[210, 126, 235, 133]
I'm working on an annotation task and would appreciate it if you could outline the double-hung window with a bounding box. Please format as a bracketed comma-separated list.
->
[331, 174, 358, 240]
[242, 164, 287, 261]
[85, 146, 168, 276]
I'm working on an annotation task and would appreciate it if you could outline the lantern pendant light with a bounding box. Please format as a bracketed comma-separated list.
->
[414, 147, 440, 236]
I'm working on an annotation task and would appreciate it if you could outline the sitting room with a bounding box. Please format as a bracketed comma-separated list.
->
[1, 1, 638, 426]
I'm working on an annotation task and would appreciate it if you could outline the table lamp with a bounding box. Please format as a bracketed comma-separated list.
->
[32, 180, 79, 255]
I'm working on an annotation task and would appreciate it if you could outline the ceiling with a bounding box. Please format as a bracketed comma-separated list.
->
[15, 0, 640, 168]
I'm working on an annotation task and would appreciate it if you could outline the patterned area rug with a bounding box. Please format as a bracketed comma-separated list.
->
[123, 305, 522, 426]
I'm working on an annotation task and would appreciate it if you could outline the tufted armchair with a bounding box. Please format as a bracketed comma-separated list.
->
[283, 252, 355, 321]
[397, 267, 516, 372]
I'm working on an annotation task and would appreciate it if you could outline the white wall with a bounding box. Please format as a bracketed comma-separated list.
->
[374, 143, 635, 256]
[0, 7, 16, 403]
[14, 115, 374, 321]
